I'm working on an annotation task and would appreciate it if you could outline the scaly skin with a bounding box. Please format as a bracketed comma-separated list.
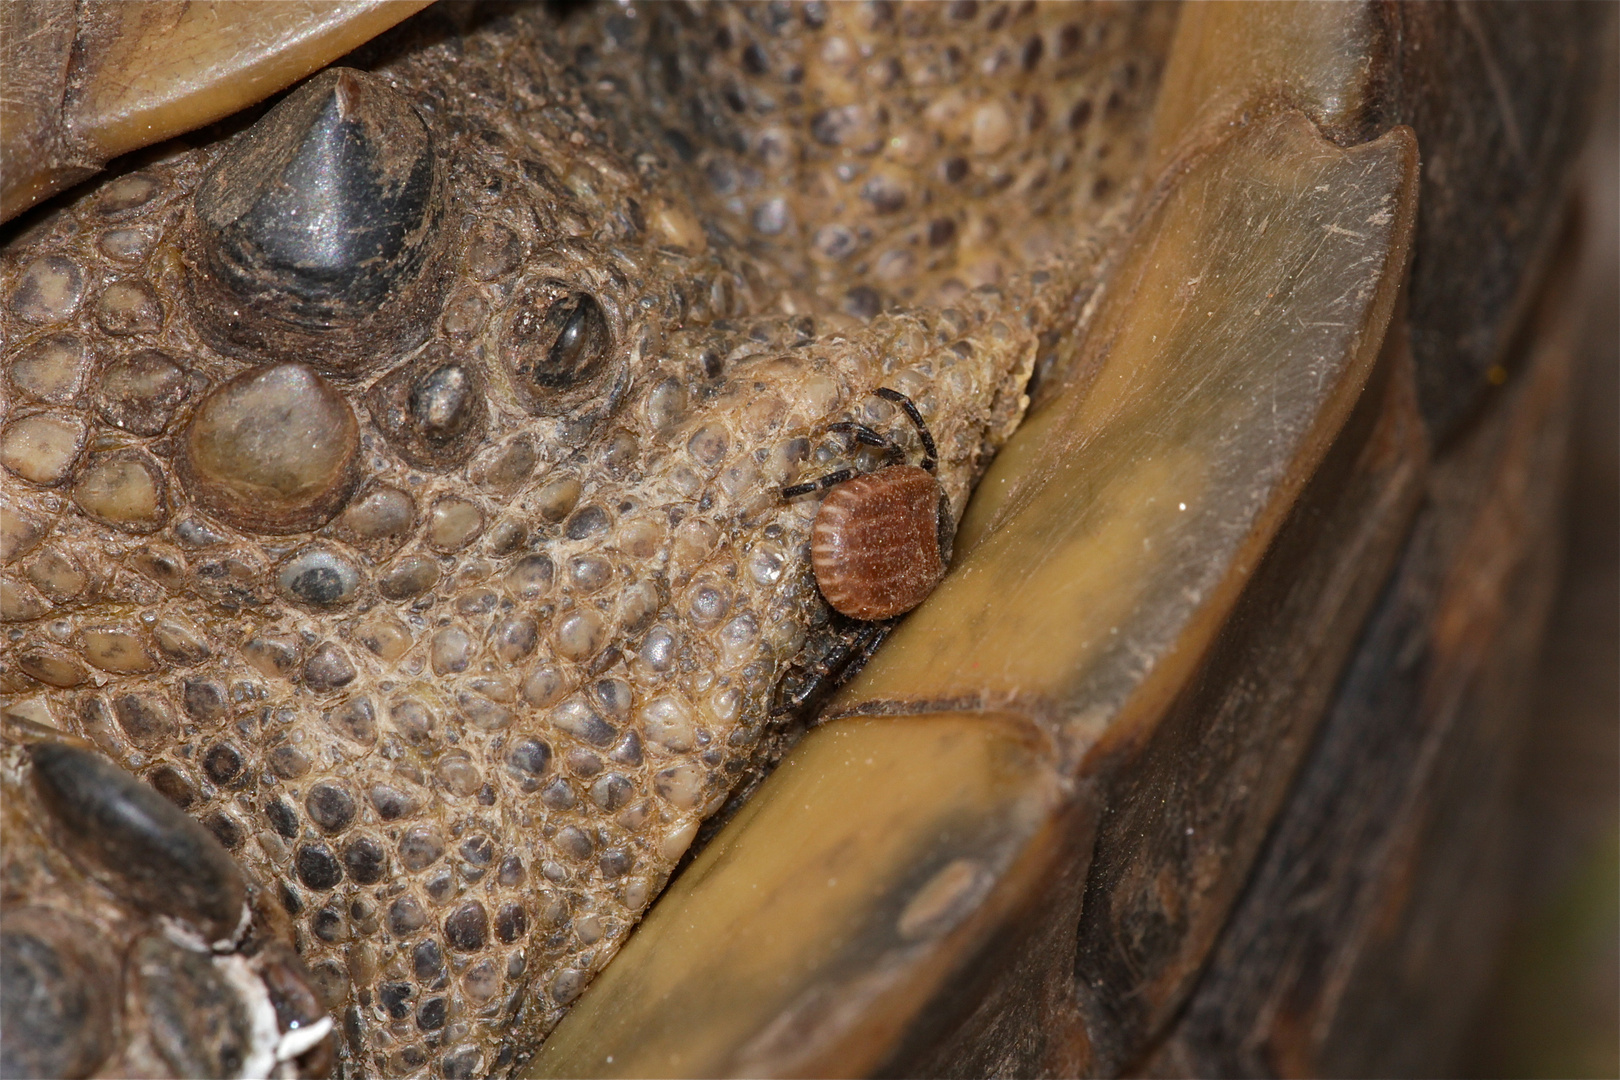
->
[0, 3, 1173, 1076]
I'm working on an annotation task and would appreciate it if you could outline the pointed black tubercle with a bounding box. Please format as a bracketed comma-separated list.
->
[188, 67, 444, 363]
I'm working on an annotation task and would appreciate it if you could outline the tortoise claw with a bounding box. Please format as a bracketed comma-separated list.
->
[0, 908, 116, 1080]
[3, 737, 335, 1079]
[29, 742, 250, 945]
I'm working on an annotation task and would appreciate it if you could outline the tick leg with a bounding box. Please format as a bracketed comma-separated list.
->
[782, 468, 856, 499]
[875, 387, 938, 472]
[827, 422, 891, 449]
[828, 422, 905, 465]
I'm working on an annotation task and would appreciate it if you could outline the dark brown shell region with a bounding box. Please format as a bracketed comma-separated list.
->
[810, 465, 952, 620]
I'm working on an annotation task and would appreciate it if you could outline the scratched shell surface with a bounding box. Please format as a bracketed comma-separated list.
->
[0, 2, 1174, 1076]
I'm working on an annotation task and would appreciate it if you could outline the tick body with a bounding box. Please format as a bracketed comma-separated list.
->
[811, 464, 953, 620]
[786, 388, 953, 620]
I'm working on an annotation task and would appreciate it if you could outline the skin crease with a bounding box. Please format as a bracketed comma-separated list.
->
[0, 2, 1174, 1077]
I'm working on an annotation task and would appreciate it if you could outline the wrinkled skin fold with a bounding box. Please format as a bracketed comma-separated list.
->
[0, 2, 1174, 1076]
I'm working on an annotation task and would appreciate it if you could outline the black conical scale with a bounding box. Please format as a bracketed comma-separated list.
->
[193, 68, 439, 326]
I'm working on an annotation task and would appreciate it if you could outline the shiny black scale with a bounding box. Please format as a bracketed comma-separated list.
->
[184, 68, 449, 372]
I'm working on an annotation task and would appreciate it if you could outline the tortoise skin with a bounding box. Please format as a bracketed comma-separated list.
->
[0, 2, 1173, 1076]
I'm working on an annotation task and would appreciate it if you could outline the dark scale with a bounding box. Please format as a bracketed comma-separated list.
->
[295, 843, 344, 890]
[784, 388, 954, 621]
[410, 365, 475, 440]
[503, 287, 615, 415]
[342, 836, 388, 885]
[0, 909, 117, 1080]
[305, 781, 357, 832]
[368, 351, 489, 468]
[182, 68, 448, 371]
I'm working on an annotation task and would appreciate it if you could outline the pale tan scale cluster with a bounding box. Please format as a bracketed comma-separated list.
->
[1, 2, 1171, 1077]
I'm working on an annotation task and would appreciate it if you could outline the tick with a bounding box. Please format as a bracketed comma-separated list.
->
[783, 387, 954, 621]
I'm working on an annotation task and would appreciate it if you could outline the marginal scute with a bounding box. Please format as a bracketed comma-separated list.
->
[181, 363, 360, 533]
[184, 68, 447, 372]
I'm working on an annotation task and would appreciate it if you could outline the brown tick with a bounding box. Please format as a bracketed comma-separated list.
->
[783, 388, 954, 621]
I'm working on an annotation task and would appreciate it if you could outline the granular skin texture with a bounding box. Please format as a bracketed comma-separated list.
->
[0, 3, 1174, 1076]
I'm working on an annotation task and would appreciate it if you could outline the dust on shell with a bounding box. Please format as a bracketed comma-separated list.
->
[0, 1, 1173, 1076]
